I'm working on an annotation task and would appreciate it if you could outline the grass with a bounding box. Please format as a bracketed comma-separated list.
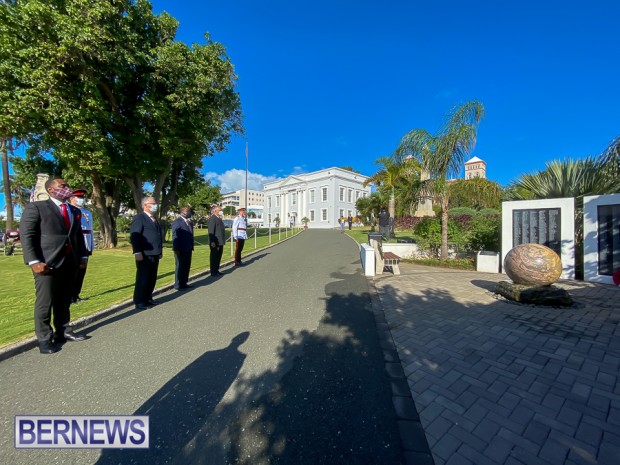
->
[0, 227, 300, 348]
[344, 227, 416, 245]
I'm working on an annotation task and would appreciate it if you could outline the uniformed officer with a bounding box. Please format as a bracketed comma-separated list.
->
[69, 189, 94, 303]
[232, 207, 248, 266]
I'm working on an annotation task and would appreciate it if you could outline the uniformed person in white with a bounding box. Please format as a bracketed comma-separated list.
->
[69, 189, 94, 303]
[232, 207, 248, 266]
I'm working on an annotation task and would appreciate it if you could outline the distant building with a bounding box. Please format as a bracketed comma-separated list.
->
[263, 167, 371, 229]
[221, 189, 265, 226]
[464, 156, 486, 179]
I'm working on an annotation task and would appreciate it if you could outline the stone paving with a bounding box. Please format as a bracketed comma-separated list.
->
[372, 264, 620, 465]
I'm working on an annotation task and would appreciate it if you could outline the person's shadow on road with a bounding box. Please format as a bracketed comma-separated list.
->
[95, 331, 250, 465]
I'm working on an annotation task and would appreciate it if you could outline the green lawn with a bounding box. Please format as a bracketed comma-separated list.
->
[345, 226, 416, 245]
[0, 227, 300, 348]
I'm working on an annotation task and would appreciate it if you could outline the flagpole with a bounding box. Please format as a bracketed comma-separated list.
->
[245, 141, 248, 211]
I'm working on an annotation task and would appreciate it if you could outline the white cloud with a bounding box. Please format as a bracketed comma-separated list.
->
[204, 169, 280, 192]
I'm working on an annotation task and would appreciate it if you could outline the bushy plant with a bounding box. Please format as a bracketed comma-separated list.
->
[413, 217, 467, 257]
[477, 208, 500, 216]
[466, 213, 501, 252]
[449, 207, 477, 217]
[116, 216, 132, 232]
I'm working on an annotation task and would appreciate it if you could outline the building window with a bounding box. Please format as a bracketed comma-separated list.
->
[356, 191, 361, 200]
[339, 209, 344, 218]
[321, 187, 328, 202]
[339, 186, 345, 202]
[321, 209, 328, 221]
[268, 196, 272, 208]
[348, 189, 353, 203]
[309, 189, 315, 203]
[276, 195, 280, 207]
[310, 210, 315, 222]
[292, 192, 297, 205]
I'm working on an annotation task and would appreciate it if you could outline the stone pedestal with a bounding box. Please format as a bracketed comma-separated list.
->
[495, 281, 573, 307]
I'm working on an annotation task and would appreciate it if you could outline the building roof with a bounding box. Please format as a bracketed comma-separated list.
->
[465, 156, 485, 164]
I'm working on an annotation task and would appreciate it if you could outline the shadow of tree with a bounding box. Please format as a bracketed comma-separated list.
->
[217, 270, 404, 465]
[96, 332, 251, 465]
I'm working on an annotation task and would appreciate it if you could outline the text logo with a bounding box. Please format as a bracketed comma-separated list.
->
[15, 415, 149, 449]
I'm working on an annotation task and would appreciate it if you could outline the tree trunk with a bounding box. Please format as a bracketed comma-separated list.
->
[91, 173, 118, 248]
[126, 175, 144, 213]
[1, 140, 14, 230]
[440, 198, 449, 259]
[389, 188, 395, 219]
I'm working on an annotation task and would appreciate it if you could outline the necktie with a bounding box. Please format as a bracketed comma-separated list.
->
[61, 203, 71, 231]
[61, 203, 73, 254]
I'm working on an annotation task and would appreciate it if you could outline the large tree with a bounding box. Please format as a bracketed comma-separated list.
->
[393, 101, 485, 258]
[0, 0, 242, 247]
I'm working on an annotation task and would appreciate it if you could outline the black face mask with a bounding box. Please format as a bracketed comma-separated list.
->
[183, 212, 193, 219]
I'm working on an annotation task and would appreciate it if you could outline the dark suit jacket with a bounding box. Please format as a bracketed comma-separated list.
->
[207, 214, 226, 246]
[21, 199, 88, 268]
[130, 212, 163, 256]
[172, 216, 194, 253]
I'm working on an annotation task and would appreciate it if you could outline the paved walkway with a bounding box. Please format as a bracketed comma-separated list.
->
[0, 230, 403, 465]
[372, 264, 620, 465]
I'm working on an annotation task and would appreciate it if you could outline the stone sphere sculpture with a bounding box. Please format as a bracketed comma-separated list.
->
[504, 244, 562, 286]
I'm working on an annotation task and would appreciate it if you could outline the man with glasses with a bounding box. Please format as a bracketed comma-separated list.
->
[130, 197, 163, 310]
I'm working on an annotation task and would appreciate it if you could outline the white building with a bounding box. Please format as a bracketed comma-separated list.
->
[221, 189, 264, 209]
[221, 189, 265, 227]
[263, 167, 371, 229]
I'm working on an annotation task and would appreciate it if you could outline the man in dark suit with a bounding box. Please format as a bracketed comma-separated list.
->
[207, 204, 226, 276]
[130, 197, 163, 309]
[21, 178, 89, 354]
[172, 205, 194, 290]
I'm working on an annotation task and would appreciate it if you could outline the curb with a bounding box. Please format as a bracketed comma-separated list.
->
[0, 230, 304, 363]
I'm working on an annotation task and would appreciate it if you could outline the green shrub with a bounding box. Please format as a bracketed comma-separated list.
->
[116, 216, 132, 232]
[449, 207, 477, 217]
[413, 217, 467, 257]
[466, 213, 501, 252]
[477, 208, 500, 216]
[405, 257, 475, 270]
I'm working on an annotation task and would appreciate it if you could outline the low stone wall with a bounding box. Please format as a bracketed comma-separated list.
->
[382, 243, 421, 259]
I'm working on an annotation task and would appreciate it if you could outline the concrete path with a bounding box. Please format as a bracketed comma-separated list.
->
[0, 230, 403, 465]
[372, 264, 620, 465]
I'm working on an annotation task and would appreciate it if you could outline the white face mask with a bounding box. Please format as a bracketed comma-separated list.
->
[149, 204, 158, 213]
[75, 198, 85, 207]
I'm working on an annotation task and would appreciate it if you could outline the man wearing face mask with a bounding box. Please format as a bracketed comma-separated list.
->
[130, 197, 164, 310]
[69, 189, 94, 303]
[171, 205, 194, 290]
[20, 178, 89, 354]
[207, 204, 226, 276]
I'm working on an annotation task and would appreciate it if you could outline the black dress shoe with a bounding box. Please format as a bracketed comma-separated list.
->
[39, 340, 59, 354]
[136, 304, 150, 310]
[63, 331, 86, 342]
[147, 300, 158, 306]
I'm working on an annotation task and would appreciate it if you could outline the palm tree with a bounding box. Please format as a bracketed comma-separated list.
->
[393, 101, 485, 258]
[364, 157, 400, 219]
[507, 156, 620, 200]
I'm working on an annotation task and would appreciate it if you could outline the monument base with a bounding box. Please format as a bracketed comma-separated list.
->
[495, 281, 573, 307]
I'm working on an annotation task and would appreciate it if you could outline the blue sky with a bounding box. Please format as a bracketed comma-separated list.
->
[2, 0, 619, 211]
